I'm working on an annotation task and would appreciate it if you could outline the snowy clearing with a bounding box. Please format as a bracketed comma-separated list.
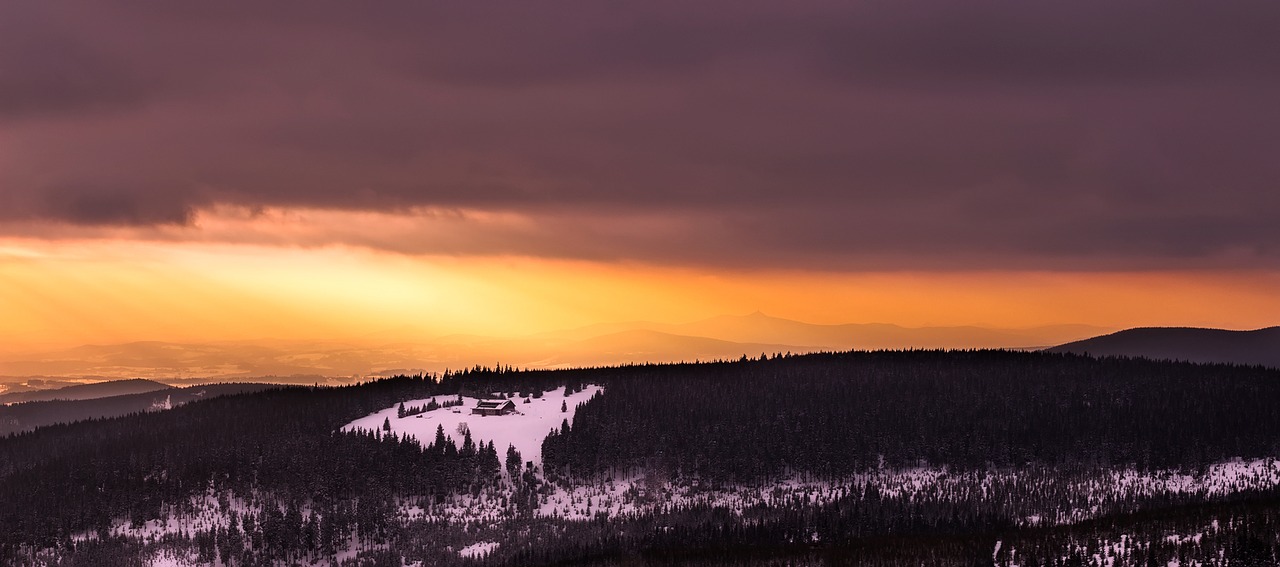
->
[342, 385, 602, 466]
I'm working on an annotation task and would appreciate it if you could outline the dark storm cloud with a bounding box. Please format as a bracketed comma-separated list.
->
[2, 0, 1279, 269]
[38, 183, 196, 226]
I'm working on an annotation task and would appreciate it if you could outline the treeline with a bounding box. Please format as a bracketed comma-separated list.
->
[397, 396, 463, 418]
[543, 351, 1280, 481]
[26, 488, 1280, 567]
[393, 490, 1280, 567]
[991, 496, 1280, 567]
[4, 351, 1280, 565]
[0, 372, 515, 563]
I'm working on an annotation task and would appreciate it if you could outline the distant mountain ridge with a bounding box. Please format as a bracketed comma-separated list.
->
[529, 329, 809, 368]
[0, 382, 278, 435]
[1047, 326, 1280, 368]
[0, 314, 1112, 381]
[538, 312, 1108, 350]
[0, 378, 170, 404]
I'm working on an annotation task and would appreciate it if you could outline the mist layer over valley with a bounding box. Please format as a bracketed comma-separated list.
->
[0, 313, 1109, 387]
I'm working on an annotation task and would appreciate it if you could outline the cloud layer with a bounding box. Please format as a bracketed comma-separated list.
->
[3, 1, 1278, 269]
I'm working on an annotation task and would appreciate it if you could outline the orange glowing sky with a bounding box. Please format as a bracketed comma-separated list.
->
[3, 2, 1279, 372]
[2, 208, 1278, 355]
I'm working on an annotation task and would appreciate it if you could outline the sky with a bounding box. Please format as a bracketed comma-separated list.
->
[2, 1, 1279, 356]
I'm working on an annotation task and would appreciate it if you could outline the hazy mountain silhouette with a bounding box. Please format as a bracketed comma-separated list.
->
[0, 332, 813, 382]
[0, 378, 170, 404]
[348, 330, 811, 371]
[0, 314, 1109, 381]
[1047, 327, 1280, 368]
[0, 378, 84, 398]
[528, 329, 809, 368]
[0, 383, 276, 435]
[673, 312, 1106, 350]
[539, 312, 1107, 350]
[0, 340, 410, 382]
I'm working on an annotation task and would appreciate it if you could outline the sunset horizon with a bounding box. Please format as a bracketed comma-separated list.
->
[5, 3, 1279, 374]
[4, 227, 1279, 346]
[5, 3, 1280, 564]
[4, 230, 1279, 370]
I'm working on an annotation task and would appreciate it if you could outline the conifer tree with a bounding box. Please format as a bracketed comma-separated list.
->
[506, 444, 523, 480]
[434, 424, 447, 452]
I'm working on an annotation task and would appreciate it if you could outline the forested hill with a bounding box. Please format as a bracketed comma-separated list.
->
[3, 350, 1280, 565]
[0, 376, 445, 553]
[543, 350, 1280, 481]
[1047, 326, 1280, 368]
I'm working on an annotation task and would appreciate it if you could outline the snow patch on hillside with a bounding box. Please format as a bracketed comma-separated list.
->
[341, 385, 602, 466]
[1109, 458, 1280, 497]
[73, 489, 260, 543]
[61, 457, 1280, 566]
[146, 549, 201, 567]
[407, 458, 1280, 527]
[458, 541, 499, 558]
[997, 520, 1227, 567]
[76, 456, 1280, 556]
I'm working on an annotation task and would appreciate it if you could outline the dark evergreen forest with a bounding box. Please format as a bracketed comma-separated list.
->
[2, 350, 1278, 566]
[543, 351, 1280, 479]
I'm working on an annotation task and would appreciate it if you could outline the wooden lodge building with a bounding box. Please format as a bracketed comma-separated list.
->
[471, 399, 516, 416]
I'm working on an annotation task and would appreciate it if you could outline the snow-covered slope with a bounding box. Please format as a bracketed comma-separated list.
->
[341, 385, 602, 466]
[458, 541, 499, 559]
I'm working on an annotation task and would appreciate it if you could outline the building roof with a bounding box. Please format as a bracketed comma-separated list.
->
[474, 399, 515, 410]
